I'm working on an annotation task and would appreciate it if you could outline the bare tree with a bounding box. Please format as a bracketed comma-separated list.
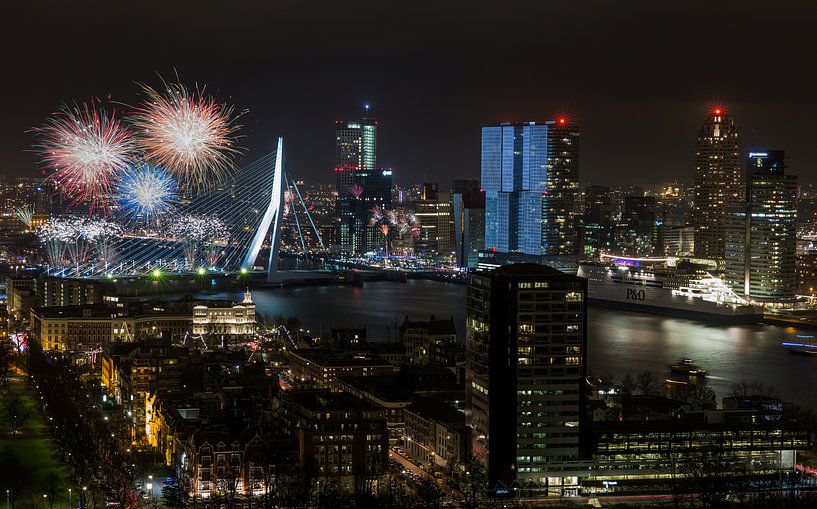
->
[44, 472, 61, 509]
[681, 447, 741, 509]
[2, 448, 32, 509]
[0, 340, 15, 390]
[668, 382, 716, 409]
[415, 476, 443, 509]
[447, 458, 490, 509]
[620, 373, 635, 396]
[729, 380, 778, 399]
[636, 371, 662, 396]
[3, 394, 31, 434]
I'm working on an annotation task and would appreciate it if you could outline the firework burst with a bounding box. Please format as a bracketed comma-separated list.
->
[347, 184, 364, 198]
[130, 81, 243, 192]
[116, 163, 178, 221]
[370, 205, 385, 225]
[170, 214, 229, 268]
[14, 205, 35, 229]
[82, 218, 123, 268]
[34, 101, 135, 210]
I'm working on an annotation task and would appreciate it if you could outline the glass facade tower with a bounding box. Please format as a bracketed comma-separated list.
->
[481, 121, 579, 257]
[335, 118, 378, 253]
[724, 151, 798, 305]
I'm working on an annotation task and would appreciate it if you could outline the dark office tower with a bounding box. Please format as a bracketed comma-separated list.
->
[621, 195, 658, 255]
[452, 178, 481, 195]
[466, 264, 588, 495]
[481, 119, 579, 256]
[542, 118, 581, 255]
[350, 168, 393, 255]
[693, 107, 742, 259]
[725, 151, 798, 304]
[578, 185, 614, 256]
[335, 118, 378, 253]
[452, 180, 485, 269]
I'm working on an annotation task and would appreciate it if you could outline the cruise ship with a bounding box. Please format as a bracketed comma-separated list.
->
[577, 255, 763, 323]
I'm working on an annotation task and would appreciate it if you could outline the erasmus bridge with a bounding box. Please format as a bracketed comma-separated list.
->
[46, 138, 325, 281]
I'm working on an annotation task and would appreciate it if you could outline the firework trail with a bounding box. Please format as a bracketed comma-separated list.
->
[82, 218, 123, 270]
[379, 223, 390, 257]
[205, 245, 223, 267]
[170, 214, 229, 268]
[33, 101, 135, 210]
[36, 218, 68, 266]
[36, 216, 96, 268]
[347, 183, 364, 198]
[369, 205, 385, 225]
[130, 81, 243, 192]
[116, 163, 178, 221]
[14, 204, 35, 229]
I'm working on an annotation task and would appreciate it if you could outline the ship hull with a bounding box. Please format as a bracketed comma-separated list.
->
[586, 291, 763, 324]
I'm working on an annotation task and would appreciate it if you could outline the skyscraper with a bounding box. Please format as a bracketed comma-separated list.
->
[693, 107, 742, 259]
[353, 168, 393, 255]
[335, 118, 378, 253]
[724, 151, 798, 305]
[481, 120, 579, 257]
[414, 183, 452, 257]
[452, 180, 485, 268]
[578, 185, 614, 257]
[542, 119, 580, 256]
[465, 264, 589, 495]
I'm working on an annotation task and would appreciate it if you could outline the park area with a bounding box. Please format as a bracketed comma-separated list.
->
[1, 377, 69, 509]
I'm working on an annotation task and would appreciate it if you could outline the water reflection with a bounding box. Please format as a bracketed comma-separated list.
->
[204, 281, 816, 411]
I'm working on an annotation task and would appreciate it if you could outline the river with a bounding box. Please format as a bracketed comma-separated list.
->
[205, 280, 817, 411]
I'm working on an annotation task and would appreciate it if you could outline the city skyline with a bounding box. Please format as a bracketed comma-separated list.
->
[2, 2, 817, 186]
[4, 3, 817, 506]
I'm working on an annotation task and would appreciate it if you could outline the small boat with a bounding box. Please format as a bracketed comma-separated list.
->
[667, 358, 707, 377]
[782, 335, 817, 356]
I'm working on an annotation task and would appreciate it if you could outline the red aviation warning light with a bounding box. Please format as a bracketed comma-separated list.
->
[557, 117, 567, 125]
[713, 107, 723, 115]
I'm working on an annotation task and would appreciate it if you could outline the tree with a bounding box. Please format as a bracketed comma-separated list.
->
[729, 380, 778, 399]
[0, 340, 15, 390]
[668, 382, 716, 409]
[415, 477, 443, 509]
[636, 371, 662, 396]
[2, 448, 32, 509]
[680, 447, 740, 509]
[447, 458, 490, 509]
[620, 373, 635, 397]
[3, 394, 31, 434]
[44, 472, 61, 509]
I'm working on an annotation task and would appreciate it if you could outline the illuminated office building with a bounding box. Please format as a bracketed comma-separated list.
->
[415, 183, 453, 257]
[335, 118, 378, 253]
[724, 151, 798, 305]
[693, 107, 742, 259]
[481, 120, 579, 256]
[466, 264, 589, 495]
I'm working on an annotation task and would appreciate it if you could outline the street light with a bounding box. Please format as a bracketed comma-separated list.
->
[68, 488, 71, 509]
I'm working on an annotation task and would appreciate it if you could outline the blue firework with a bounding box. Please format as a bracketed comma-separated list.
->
[117, 163, 179, 221]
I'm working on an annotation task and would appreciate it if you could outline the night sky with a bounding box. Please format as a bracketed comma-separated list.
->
[3, 1, 817, 186]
